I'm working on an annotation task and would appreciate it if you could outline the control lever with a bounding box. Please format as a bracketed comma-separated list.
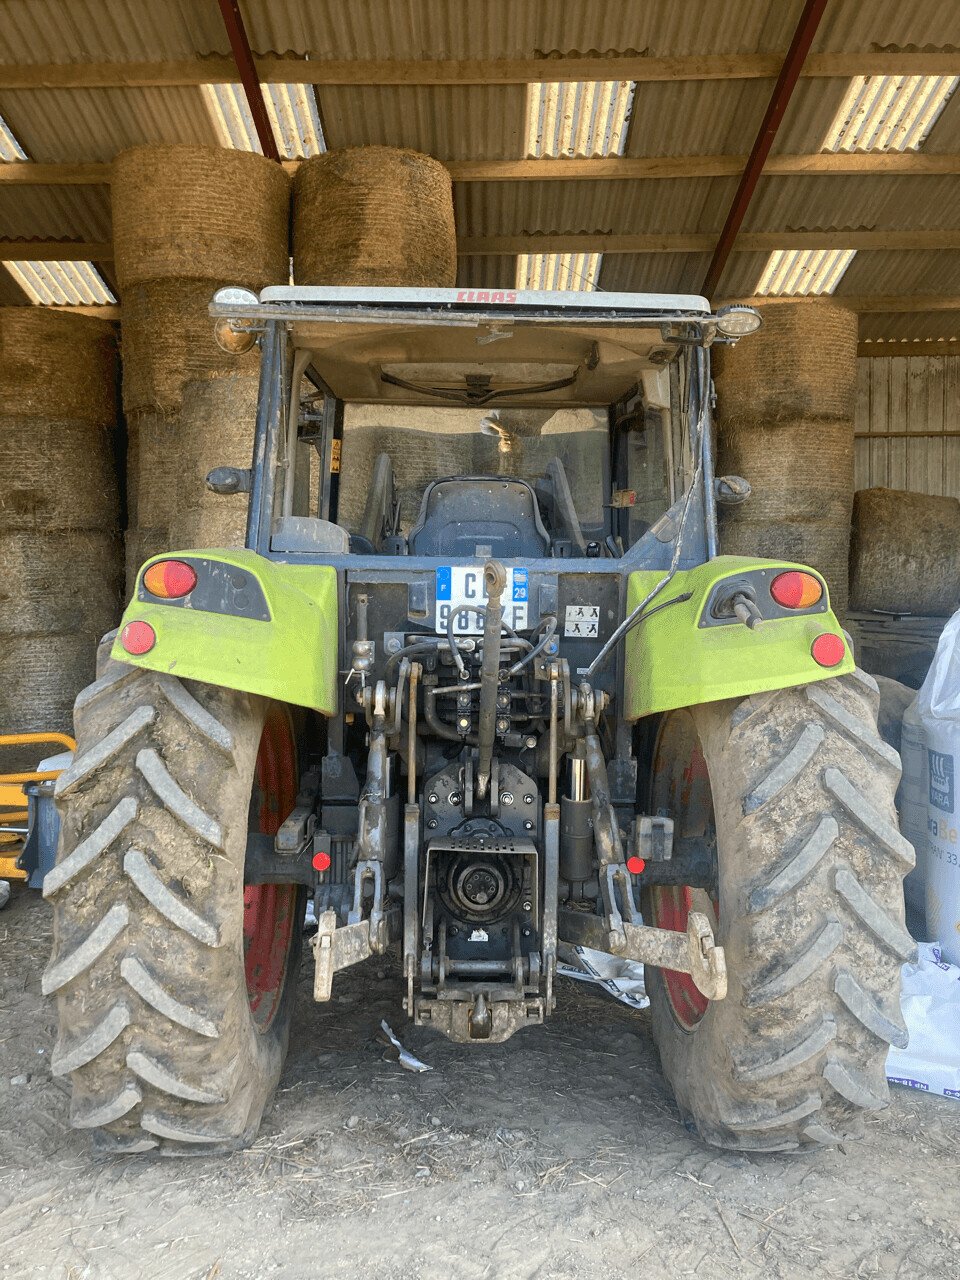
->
[732, 592, 763, 629]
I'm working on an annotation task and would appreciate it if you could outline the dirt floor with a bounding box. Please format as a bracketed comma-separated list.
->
[2, 887, 959, 1280]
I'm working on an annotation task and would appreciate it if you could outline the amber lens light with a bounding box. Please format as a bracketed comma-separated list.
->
[770, 571, 823, 610]
[143, 559, 197, 599]
[811, 633, 845, 667]
[121, 621, 156, 655]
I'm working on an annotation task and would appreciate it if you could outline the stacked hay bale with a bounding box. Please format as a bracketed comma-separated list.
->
[714, 299, 859, 617]
[111, 145, 290, 587]
[292, 147, 457, 537]
[850, 488, 960, 616]
[293, 147, 457, 287]
[0, 309, 120, 751]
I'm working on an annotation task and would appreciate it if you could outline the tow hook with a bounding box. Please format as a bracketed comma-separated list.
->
[731, 591, 763, 629]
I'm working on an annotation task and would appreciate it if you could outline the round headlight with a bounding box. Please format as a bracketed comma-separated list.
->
[716, 304, 763, 337]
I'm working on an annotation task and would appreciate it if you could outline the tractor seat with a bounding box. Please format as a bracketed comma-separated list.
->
[408, 476, 551, 559]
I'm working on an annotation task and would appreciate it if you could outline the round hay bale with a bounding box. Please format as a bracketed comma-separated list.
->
[125, 413, 139, 530]
[717, 418, 854, 524]
[111, 145, 290, 291]
[0, 309, 117, 424]
[293, 147, 457, 287]
[125, 525, 168, 599]
[0, 632, 100, 746]
[171, 372, 259, 549]
[0, 530, 121, 636]
[849, 488, 960, 617]
[0, 416, 118, 532]
[713, 299, 859, 425]
[121, 278, 259, 414]
[128, 408, 182, 532]
[720, 516, 850, 618]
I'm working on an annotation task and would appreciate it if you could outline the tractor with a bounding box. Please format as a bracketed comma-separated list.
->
[45, 285, 915, 1155]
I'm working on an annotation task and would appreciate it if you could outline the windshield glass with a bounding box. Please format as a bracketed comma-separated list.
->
[336, 405, 609, 539]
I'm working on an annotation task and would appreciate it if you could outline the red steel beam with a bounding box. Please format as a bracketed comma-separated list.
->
[216, 0, 281, 162]
[701, 0, 829, 297]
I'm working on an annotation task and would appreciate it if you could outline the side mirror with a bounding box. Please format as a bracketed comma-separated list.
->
[206, 466, 252, 495]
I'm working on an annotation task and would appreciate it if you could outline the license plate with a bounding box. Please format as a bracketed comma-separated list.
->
[435, 566, 529, 635]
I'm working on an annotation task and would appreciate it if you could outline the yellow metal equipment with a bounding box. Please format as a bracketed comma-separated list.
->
[0, 732, 75, 881]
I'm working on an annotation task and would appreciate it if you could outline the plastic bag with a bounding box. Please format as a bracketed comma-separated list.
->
[906, 609, 960, 966]
[886, 943, 960, 1099]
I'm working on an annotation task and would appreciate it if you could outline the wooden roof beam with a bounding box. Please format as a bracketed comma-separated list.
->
[723, 295, 960, 313]
[4, 232, 960, 261]
[458, 231, 960, 254]
[857, 341, 960, 358]
[4, 154, 960, 186]
[0, 51, 956, 90]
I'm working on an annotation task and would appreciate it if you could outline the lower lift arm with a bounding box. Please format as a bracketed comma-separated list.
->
[556, 679, 727, 1001]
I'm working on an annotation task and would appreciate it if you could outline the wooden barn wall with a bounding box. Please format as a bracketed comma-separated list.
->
[854, 355, 960, 499]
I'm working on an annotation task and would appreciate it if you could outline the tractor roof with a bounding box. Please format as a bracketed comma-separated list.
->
[212, 285, 719, 408]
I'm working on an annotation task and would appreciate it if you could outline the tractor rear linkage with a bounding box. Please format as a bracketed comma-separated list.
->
[244, 660, 728, 1008]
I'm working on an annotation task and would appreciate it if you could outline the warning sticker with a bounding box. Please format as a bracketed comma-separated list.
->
[564, 605, 600, 638]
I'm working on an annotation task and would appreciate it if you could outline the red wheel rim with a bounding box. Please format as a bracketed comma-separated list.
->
[650, 713, 718, 1032]
[243, 706, 300, 1032]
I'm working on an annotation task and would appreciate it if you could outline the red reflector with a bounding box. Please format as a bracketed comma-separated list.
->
[811, 633, 845, 668]
[121, 620, 156, 655]
[626, 855, 646, 875]
[143, 559, 197, 600]
[770, 570, 823, 610]
[312, 851, 331, 872]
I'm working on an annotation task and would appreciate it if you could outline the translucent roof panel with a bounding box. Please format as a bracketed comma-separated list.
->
[755, 248, 857, 297]
[202, 82, 325, 158]
[524, 81, 634, 158]
[3, 260, 116, 305]
[516, 252, 602, 291]
[0, 110, 27, 160]
[824, 75, 960, 153]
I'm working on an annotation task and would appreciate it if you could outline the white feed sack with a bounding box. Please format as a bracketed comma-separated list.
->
[887, 944, 960, 1099]
[901, 610, 960, 966]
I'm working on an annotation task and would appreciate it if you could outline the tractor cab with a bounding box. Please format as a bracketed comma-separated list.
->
[216, 284, 728, 575]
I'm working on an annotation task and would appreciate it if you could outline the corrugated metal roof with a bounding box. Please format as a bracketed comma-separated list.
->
[0, 0, 954, 64]
[859, 314, 960, 343]
[0, 0, 951, 338]
[0, 87, 219, 160]
[0, 184, 109, 240]
[455, 255, 517, 289]
[453, 177, 737, 237]
[319, 85, 527, 159]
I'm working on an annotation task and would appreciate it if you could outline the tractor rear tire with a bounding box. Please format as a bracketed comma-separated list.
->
[44, 639, 304, 1154]
[646, 668, 916, 1152]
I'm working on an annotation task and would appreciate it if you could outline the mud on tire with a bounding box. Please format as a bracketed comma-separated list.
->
[646, 668, 917, 1152]
[44, 637, 303, 1154]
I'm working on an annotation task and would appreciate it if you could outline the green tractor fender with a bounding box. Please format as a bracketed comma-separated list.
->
[112, 550, 339, 716]
[623, 555, 854, 721]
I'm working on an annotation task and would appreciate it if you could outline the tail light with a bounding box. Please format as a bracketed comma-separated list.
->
[811, 633, 845, 667]
[143, 559, 197, 599]
[121, 621, 156, 655]
[770, 571, 823, 610]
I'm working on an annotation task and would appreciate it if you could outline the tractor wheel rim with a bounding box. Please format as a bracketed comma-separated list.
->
[243, 706, 299, 1032]
[650, 713, 718, 1032]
